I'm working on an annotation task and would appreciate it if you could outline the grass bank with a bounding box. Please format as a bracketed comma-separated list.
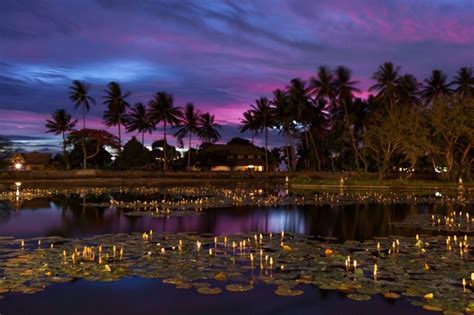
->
[290, 173, 472, 192]
[0, 170, 471, 191]
[0, 170, 286, 188]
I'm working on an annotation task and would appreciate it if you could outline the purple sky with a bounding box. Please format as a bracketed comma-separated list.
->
[0, 0, 473, 151]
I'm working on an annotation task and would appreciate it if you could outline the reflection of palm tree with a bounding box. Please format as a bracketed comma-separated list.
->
[148, 92, 181, 172]
[103, 82, 131, 151]
[124, 103, 154, 145]
[174, 103, 202, 171]
[69, 80, 95, 130]
[45, 109, 77, 169]
[420, 69, 452, 104]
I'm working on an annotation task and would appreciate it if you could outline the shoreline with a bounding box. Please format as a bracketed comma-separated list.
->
[0, 170, 471, 191]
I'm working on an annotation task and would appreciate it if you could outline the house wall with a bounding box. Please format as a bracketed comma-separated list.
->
[232, 165, 263, 172]
[25, 165, 46, 171]
[210, 165, 231, 172]
[209, 165, 263, 171]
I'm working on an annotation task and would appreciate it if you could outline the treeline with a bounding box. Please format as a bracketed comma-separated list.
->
[46, 82, 221, 171]
[241, 62, 473, 179]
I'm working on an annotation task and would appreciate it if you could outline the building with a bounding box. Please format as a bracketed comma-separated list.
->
[10, 152, 53, 171]
[200, 144, 264, 171]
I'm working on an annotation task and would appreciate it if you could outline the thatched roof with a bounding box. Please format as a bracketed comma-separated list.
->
[11, 152, 52, 165]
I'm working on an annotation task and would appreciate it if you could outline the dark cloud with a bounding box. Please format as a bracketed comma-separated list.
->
[0, 0, 78, 39]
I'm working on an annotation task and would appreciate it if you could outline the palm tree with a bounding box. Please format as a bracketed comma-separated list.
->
[148, 92, 182, 172]
[334, 66, 361, 170]
[69, 80, 95, 129]
[45, 109, 77, 169]
[420, 69, 452, 104]
[103, 82, 130, 151]
[249, 97, 274, 171]
[124, 103, 154, 145]
[174, 103, 202, 171]
[272, 89, 294, 171]
[287, 78, 322, 170]
[199, 112, 221, 143]
[308, 66, 336, 105]
[369, 62, 401, 111]
[240, 110, 259, 144]
[396, 74, 421, 106]
[451, 67, 474, 97]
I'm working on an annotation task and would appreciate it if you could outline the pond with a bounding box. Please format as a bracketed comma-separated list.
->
[0, 185, 471, 314]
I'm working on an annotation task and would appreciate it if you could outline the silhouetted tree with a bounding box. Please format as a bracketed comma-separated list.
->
[45, 109, 77, 169]
[69, 80, 95, 129]
[103, 82, 131, 151]
[174, 103, 202, 171]
[124, 103, 153, 145]
[148, 92, 181, 171]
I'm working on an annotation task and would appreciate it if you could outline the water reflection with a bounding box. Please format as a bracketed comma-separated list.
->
[0, 195, 455, 240]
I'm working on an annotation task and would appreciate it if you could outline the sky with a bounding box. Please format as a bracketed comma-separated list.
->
[0, 0, 473, 152]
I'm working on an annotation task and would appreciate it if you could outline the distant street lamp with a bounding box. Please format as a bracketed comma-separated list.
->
[14, 163, 22, 171]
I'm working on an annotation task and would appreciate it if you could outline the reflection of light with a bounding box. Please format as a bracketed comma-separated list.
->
[14, 182, 22, 187]
[15, 163, 22, 170]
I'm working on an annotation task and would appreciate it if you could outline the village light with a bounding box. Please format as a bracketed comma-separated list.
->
[15, 163, 22, 171]
[247, 165, 255, 171]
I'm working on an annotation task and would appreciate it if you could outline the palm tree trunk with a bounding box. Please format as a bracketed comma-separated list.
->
[308, 130, 321, 171]
[82, 106, 86, 130]
[82, 140, 87, 170]
[284, 133, 290, 172]
[288, 131, 295, 171]
[251, 131, 254, 144]
[264, 127, 269, 171]
[141, 131, 145, 146]
[343, 101, 361, 172]
[62, 131, 70, 170]
[304, 131, 310, 169]
[187, 131, 192, 171]
[163, 121, 167, 172]
[118, 119, 122, 152]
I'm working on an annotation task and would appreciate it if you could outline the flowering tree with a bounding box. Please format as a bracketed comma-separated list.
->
[67, 129, 119, 169]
